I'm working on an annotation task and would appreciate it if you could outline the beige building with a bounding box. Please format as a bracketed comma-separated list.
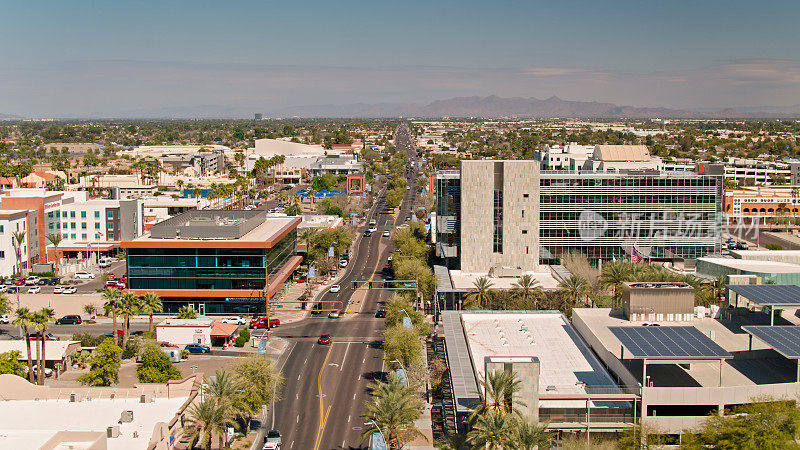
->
[459, 160, 540, 273]
[621, 281, 695, 321]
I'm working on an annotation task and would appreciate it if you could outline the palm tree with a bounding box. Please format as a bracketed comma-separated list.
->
[557, 275, 591, 314]
[102, 288, 122, 346]
[600, 261, 631, 307]
[298, 228, 318, 253]
[45, 233, 63, 275]
[34, 307, 55, 385]
[118, 292, 141, 349]
[177, 305, 197, 319]
[466, 410, 511, 449]
[507, 417, 552, 450]
[464, 277, 494, 309]
[361, 373, 425, 449]
[471, 370, 525, 419]
[206, 370, 245, 421]
[181, 397, 236, 449]
[511, 275, 542, 310]
[139, 292, 163, 333]
[12, 307, 35, 383]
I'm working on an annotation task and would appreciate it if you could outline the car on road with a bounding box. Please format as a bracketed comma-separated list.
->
[185, 344, 211, 354]
[375, 308, 386, 318]
[98, 258, 112, 268]
[220, 316, 247, 325]
[330, 285, 340, 293]
[14, 279, 25, 286]
[328, 311, 340, 319]
[36, 278, 48, 285]
[74, 272, 95, 280]
[249, 317, 280, 329]
[266, 430, 282, 446]
[0, 314, 9, 324]
[61, 286, 77, 294]
[317, 334, 331, 345]
[105, 280, 121, 288]
[363, 230, 372, 237]
[382, 230, 390, 237]
[47, 278, 60, 286]
[339, 259, 348, 268]
[27, 286, 41, 294]
[368, 219, 377, 226]
[262, 443, 279, 450]
[25, 276, 40, 285]
[55, 315, 82, 325]
[29, 332, 59, 341]
[7, 286, 19, 294]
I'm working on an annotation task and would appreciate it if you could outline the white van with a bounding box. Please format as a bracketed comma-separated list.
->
[98, 258, 111, 268]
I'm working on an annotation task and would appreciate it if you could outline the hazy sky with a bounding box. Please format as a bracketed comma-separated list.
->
[2, 0, 800, 117]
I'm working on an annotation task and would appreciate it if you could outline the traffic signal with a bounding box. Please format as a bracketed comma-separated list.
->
[352, 281, 358, 290]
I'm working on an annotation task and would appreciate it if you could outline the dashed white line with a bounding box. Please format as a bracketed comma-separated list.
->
[362, 357, 366, 364]
[296, 414, 300, 423]
[340, 342, 351, 371]
[353, 393, 356, 400]
[304, 357, 308, 365]
[290, 441, 294, 449]
[358, 373, 361, 380]
[296, 393, 299, 400]
[348, 415, 351, 423]
[297, 374, 301, 381]
[342, 440, 346, 448]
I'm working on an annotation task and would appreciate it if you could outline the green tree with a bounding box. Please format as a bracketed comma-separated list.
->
[102, 287, 122, 346]
[139, 292, 163, 333]
[471, 370, 525, 419]
[230, 355, 283, 427]
[32, 307, 55, 385]
[136, 342, 182, 383]
[181, 397, 236, 450]
[78, 338, 122, 386]
[382, 325, 423, 370]
[600, 261, 632, 307]
[45, 233, 63, 275]
[507, 416, 552, 450]
[177, 305, 197, 319]
[118, 292, 141, 350]
[464, 277, 494, 309]
[557, 275, 592, 316]
[466, 410, 511, 449]
[511, 275, 543, 310]
[361, 373, 425, 450]
[0, 350, 25, 377]
[12, 307, 35, 383]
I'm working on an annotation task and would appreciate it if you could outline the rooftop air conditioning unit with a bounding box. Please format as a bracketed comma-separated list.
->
[120, 410, 134, 423]
[69, 393, 81, 402]
[140, 394, 153, 403]
[107, 425, 120, 438]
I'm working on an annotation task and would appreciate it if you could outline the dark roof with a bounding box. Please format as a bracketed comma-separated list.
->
[609, 326, 731, 360]
[742, 326, 800, 359]
[726, 284, 800, 306]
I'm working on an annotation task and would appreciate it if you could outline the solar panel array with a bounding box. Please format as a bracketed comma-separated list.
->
[742, 326, 800, 359]
[609, 326, 732, 360]
[726, 284, 800, 306]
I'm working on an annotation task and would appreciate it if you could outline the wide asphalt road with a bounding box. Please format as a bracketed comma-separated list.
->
[269, 124, 420, 450]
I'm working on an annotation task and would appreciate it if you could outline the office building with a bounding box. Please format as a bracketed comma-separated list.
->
[435, 157, 723, 267]
[123, 210, 301, 315]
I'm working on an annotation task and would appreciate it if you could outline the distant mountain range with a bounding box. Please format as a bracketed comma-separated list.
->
[4, 96, 800, 119]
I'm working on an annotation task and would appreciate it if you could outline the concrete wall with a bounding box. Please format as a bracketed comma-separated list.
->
[460, 160, 540, 272]
[485, 356, 540, 422]
[156, 326, 211, 346]
[571, 312, 640, 389]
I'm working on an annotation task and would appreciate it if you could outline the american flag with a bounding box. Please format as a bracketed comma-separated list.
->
[631, 247, 649, 263]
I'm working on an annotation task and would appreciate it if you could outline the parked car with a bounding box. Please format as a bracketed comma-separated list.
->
[36, 278, 48, 285]
[3, 278, 13, 285]
[28, 365, 53, 378]
[185, 344, 211, 354]
[0, 285, 7, 293]
[262, 443, 279, 450]
[375, 308, 386, 318]
[25, 276, 40, 285]
[47, 278, 60, 286]
[317, 334, 331, 345]
[27, 286, 41, 294]
[61, 286, 77, 294]
[14, 279, 25, 286]
[7, 286, 19, 294]
[0, 314, 9, 324]
[220, 316, 247, 325]
[55, 315, 82, 325]
[105, 280, 119, 288]
[74, 272, 95, 280]
[382, 230, 390, 237]
[330, 285, 340, 293]
[98, 258, 111, 268]
[339, 259, 348, 268]
[29, 332, 59, 341]
[249, 318, 280, 329]
[328, 311, 340, 319]
[53, 286, 64, 294]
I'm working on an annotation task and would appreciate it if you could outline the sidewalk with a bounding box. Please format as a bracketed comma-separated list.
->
[407, 399, 436, 449]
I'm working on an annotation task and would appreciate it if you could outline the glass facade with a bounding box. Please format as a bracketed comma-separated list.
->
[435, 172, 461, 267]
[492, 189, 503, 253]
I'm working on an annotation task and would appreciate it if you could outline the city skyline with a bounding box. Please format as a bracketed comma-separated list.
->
[2, 1, 800, 117]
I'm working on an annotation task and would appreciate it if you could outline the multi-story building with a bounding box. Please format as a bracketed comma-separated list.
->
[0, 210, 34, 275]
[0, 189, 67, 265]
[435, 158, 724, 267]
[123, 210, 302, 315]
[535, 143, 595, 170]
[58, 199, 141, 243]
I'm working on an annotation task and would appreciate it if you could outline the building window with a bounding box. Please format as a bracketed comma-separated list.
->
[107, 222, 114, 230]
[0, 225, 3, 233]
[523, 194, 529, 198]
[80, 211, 86, 218]
[62, 212, 67, 218]
[522, 210, 525, 218]
[95, 223, 100, 229]
[493, 189, 503, 253]
[70, 233, 76, 239]
[107, 211, 113, 219]
[70, 223, 76, 229]
[94, 211, 100, 218]
[70, 211, 75, 218]
[48, 223, 53, 230]
[81, 222, 87, 229]
[81, 233, 87, 240]
[522, 230, 527, 235]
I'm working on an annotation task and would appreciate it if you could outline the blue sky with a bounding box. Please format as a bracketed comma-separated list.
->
[2, 1, 800, 116]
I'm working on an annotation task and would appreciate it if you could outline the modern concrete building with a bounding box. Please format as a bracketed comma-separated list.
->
[123, 210, 301, 315]
[696, 257, 800, 285]
[621, 282, 695, 322]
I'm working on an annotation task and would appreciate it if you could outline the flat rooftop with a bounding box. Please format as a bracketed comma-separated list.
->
[573, 308, 800, 388]
[0, 397, 188, 450]
[698, 257, 800, 274]
[124, 210, 299, 249]
[460, 311, 623, 408]
[448, 270, 560, 291]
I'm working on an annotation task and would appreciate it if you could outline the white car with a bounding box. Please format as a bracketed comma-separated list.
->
[328, 311, 340, 319]
[330, 285, 340, 293]
[61, 286, 77, 294]
[0, 285, 7, 293]
[382, 230, 390, 237]
[27, 286, 41, 294]
[25, 276, 40, 286]
[74, 272, 95, 280]
[368, 226, 378, 233]
[53, 286, 64, 294]
[0, 314, 9, 324]
[339, 259, 348, 268]
[220, 316, 247, 325]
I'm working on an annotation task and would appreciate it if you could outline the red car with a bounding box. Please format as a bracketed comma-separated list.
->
[14, 279, 25, 286]
[317, 334, 331, 345]
[249, 317, 280, 329]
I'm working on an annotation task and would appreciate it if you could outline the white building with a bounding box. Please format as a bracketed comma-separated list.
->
[0, 210, 33, 276]
[155, 318, 215, 346]
[536, 143, 595, 170]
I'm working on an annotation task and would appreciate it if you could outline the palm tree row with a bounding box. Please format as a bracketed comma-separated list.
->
[101, 288, 163, 348]
[464, 275, 545, 310]
[467, 370, 552, 450]
[12, 306, 56, 385]
[361, 373, 426, 450]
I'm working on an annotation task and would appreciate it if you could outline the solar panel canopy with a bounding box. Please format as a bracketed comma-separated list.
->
[726, 284, 800, 306]
[609, 326, 732, 360]
[742, 326, 800, 359]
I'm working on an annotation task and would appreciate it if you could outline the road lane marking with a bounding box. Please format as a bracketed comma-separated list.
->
[340, 342, 351, 371]
[290, 441, 294, 449]
[348, 415, 351, 423]
[312, 345, 333, 450]
[296, 393, 298, 400]
[353, 393, 356, 400]
[314, 405, 332, 450]
[296, 414, 299, 423]
[297, 374, 301, 381]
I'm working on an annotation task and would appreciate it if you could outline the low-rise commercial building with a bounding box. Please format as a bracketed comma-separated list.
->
[123, 210, 302, 315]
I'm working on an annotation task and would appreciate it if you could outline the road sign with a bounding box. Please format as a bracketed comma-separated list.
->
[269, 304, 284, 309]
[257, 338, 267, 354]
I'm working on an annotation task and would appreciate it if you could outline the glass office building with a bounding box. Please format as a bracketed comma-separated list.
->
[123, 210, 301, 315]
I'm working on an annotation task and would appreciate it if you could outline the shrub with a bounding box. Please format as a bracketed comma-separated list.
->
[72, 332, 105, 347]
[180, 349, 190, 360]
[239, 327, 250, 342]
[136, 343, 182, 383]
[766, 243, 783, 250]
[234, 336, 247, 347]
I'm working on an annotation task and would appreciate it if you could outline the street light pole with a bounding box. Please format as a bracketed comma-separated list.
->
[390, 359, 410, 387]
[364, 419, 388, 448]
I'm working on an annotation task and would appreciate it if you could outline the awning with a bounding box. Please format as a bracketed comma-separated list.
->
[210, 322, 239, 338]
[266, 255, 303, 296]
